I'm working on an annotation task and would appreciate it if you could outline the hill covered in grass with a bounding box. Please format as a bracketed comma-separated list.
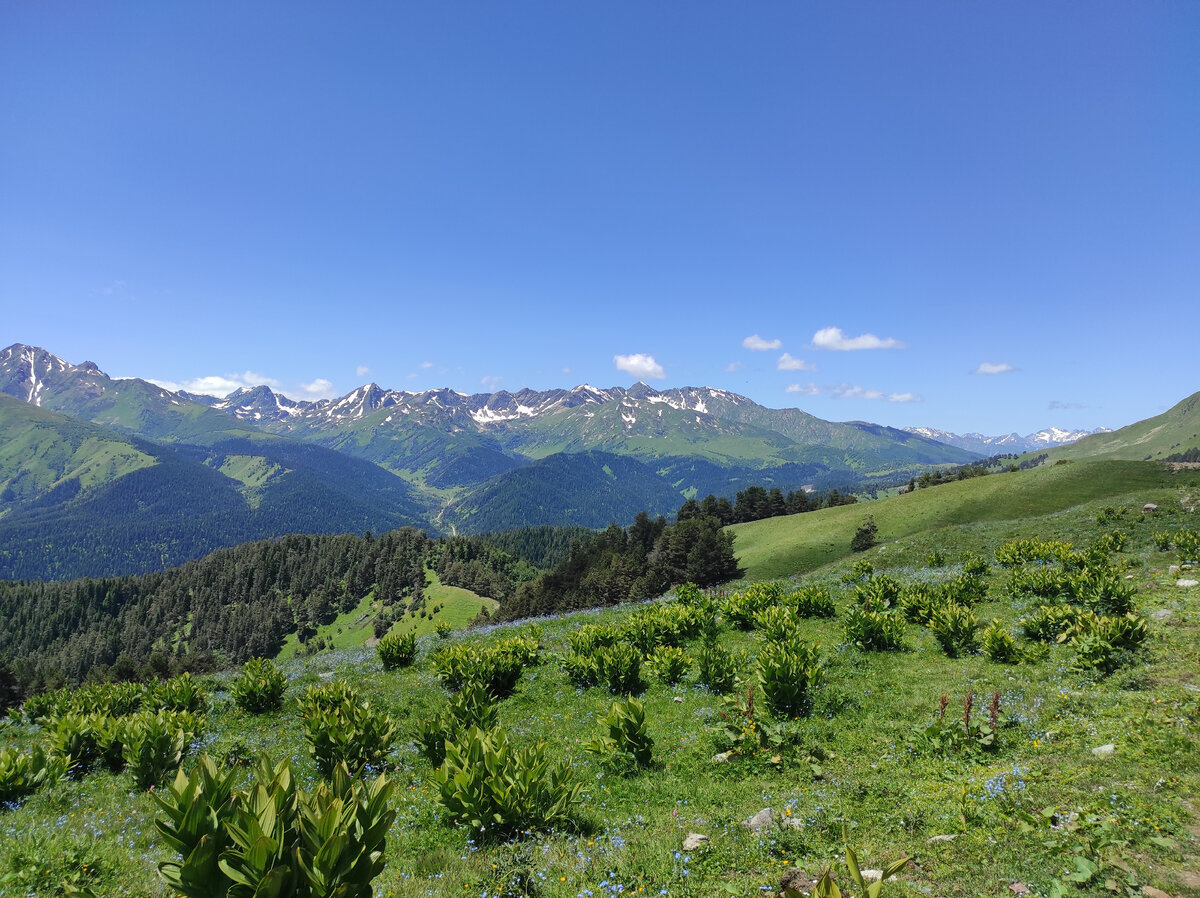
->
[2, 470, 1199, 897]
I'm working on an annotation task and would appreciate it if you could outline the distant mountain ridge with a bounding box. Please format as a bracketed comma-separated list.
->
[902, 425, 1112, 455]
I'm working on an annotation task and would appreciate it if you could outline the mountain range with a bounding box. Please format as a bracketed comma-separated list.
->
[1, 341, 1179, 581]
[901, 425, 1111, 455]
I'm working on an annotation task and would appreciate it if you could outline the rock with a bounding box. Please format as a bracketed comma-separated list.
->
[1141, 887, 1172, 898]
[780, 868, 817, 895]
[781, 815, 803, 830]
[860, 870, 886, 883]
[1177, 579, 1198, 588]
[744, 808, 775, 831]
[682, 833, 708, 851]
[1091, 743, 1116, 759]
[1009, 884, 1031, 895]
[927, 833, 958, 843]
[1151, 609, 1174, 622]
[711, 751, 732, 764]
[1169, 565, 1180, 575]
[673, 696, 684, 703]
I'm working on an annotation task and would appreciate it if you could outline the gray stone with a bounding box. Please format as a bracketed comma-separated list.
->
[1091, 743, 1116, 759]
[1151, 609, 1174, 622]
[1177, 579, 1199, 588]
[927, 834, 958, 843]
[673, 696, 684, 703]
[682, 833, 709, 851]
[1141, 887, 1172, 898]
[1169, 565, 1180, 575]
[711, 751, 732, 764]
[744, 808, 775, 831]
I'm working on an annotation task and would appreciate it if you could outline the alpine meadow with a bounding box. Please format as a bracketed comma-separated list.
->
[3, 5, 1200, 898]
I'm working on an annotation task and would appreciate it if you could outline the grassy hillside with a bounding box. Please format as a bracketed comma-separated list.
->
[1043, 389, 1200, 463]
[731, 459, 1195, 580]
[3, 481, 1198, 897]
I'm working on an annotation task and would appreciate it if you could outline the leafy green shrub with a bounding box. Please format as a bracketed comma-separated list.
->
[1152, 530, 1174, 551]
[980, 619, 1023, 664]
[646, 645, 691, 686]
[561, 652, 600, 689]
[1063, 611, 1148, 673]
[928, 603, 980, 658]
[850, 516, 878, 552]
[724, 582, 784, 629]
[1173, 529, 1200, 562]
[1070, 566, 1135, 614]
[0, 745, 70, 803]
[1021, 604, 1082, 642]
[961, 553, 991, 577]
[753, 604, 798, 643]
[378, 630, 419, 669]
[926, 549, 946, 568]
[756, 636, 823, 717]
[155, 754, 395, 897]
[843, 607, 906, 651]
[853, 574, 902, 611]
[995, 538, 1074, 567]
[231, 657, 287, 713]
[48, 712, 109, 776]
[840, 559, 874, 583]
[296, 679, 363, 719]
[123, 709, 202, 790]
[586, 697, 653, 769]
[302, 691, 398, 777]
[568, 624, 621, 656]
[416, 682, 499, 767]
[1094, 530, 1127, 554]
[433, 644, 526, 698]
[495, 634, 542, 667]
[697, 643, 739, 694]
[898, 583, 944, 625]
[792, 583, 837, 618]
[594, 643, 644, 696]
[146, 674, 208, 714]
[433, 726, 583, 837]
[942, 571, 988, 605]
[435, 620, 452, 639]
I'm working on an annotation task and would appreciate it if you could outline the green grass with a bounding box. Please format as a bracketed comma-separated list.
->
[277, 592, 379, 661]
[1045, 389, 1200, 463]
[4, 472, 1200, 897]
[388, 570, 498, 639]
[732, 460, 1195, 580]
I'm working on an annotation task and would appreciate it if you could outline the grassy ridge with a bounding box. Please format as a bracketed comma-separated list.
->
[732, 460, 1186, 580]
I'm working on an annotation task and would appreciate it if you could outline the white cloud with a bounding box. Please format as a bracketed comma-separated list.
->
[481, 374, 502, 389]
[1049, 400, 1084, 411]
[151, 370, 283, 397]
[562, 367, 571, 374]
[614, 353, 665, 380]
[786, 382, 820, 395]
[742, 334, 782, 351]
[724, 361, 744, 373]
[299, 378, 337, 400]
[420, 361, 434, 369]
[356, 364, 370, 377]
[811, 326, 905, 351]
[777, 353, 815, 371]
[972, 361, 1014, 376]
[829, 383, 921, 402]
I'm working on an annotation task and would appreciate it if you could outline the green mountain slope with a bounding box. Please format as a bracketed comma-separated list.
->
[1041, 389, 1200, 462]
[731, 459, 1196, 579]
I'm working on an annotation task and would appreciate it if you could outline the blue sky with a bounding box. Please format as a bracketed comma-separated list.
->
[3, 3, 1197, 435]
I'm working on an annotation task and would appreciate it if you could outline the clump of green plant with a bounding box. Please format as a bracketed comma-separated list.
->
[898, 583, 944, 625]
[942, 571, 988, 605]
[568, 623, 622, 655]
[155, 754, 395, 897]
[561, 652, 600, 689]
[586, 697, 654, 770]
[928, 603, 980, 658]
[230, 657, 287, 713]
[754, 604, 799, 643]
[1063, 611, 1149, 674]
[724, 582, 784, 630]
[416, 682, 499, 767]
[432, 643, 526, 698]
[378, 630, 419, 669]
[840, 559, 874, 583]
[697, 642, 739, 694]
[302, 688, 398, 777]
[792, 583, 837, 618]
[995, 538, 1075, 567]
[853, 573, 902, 610]
[844, 607, 906, 651]
[1021, 604, 1083, 642]
[646, 645, 691, 685]
[926, 549, 946, 568]
[48, 712, 111, 776]
[147, 673, 208, 714]
[123, 709, 203, 790]
[850, 515, 878, 552]
[435, 620, 452, 639]
[433, 726, 583, 838]
[909, 691, 1001, 756]
[756, 636, 823, 717]
[961, 553, 991, 577]
[0, 745, 70, 803]
[594, 643, 645, 695]
[789, 839, 911, 898]
[980, 619, 1024, 664]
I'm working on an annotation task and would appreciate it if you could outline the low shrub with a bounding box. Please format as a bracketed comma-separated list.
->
[594, 643, 644, 696]
[586, 697, 653, 769]
[756, 636, 823, 718]
[302, 692, 398, 777]
[433, 726, 583, 837]
[378, 631, 419, 669]
[230, 657, 287, 714]
[980, 619, 1023, 664]
[697, 643, 739, 694]
[844, 607, 906, 651]
[928, 603, 980, 658]
[416, 682, 499, 768]
[792, 584, 837, 619]
[0, 745, 70, 804]
[646, 645, 691, 686]
[123, 709, 203, 790]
